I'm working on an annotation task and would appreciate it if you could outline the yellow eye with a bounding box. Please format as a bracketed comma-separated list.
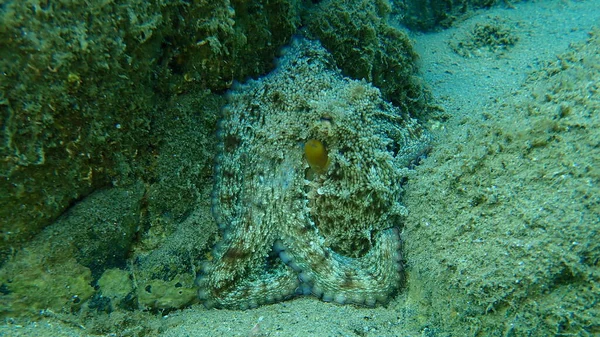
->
[304, 139, 329, 172]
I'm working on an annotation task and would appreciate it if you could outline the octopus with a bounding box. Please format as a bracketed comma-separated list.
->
[197, 38, 430, 309]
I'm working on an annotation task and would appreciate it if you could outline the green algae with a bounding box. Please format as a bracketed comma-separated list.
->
[450, 16, 520, 58]
[96, 268, 134, 311]
[0, 0, 301, 266]
[304, 0, 432, 116]
[136, 274, 197, 311]
[0, 256, 94, 317]
[0, 184, 144, 316]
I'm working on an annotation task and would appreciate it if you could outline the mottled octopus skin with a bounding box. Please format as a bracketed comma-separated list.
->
[198, 38, 429, 309]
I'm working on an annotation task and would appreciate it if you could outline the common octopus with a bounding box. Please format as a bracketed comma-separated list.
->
[197, 38, 429, 309]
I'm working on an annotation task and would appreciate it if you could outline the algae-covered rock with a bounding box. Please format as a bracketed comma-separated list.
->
[449, 16, 519, 58]
[159, 0, 301, 93]
[130, 204, 216, 311]
[92, 268, 135, 313]
[143, 91, 222, 226]
[125, 91, 219, 310]
[0, 184, 144, 317]
[97, 268, 133, 303]
[398, 0, 519, 31]
[0, 0, 301, 266]
[304, 0, 430, 116]
[0, 0, 160, 265]
[136, 274, 197, 311]
[0, 255, 95, 317]
[70, 185, 144, 278]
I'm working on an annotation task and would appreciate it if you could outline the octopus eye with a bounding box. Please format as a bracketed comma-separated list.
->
[304, 139, 330, 173]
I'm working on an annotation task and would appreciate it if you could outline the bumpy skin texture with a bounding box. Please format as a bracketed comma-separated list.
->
[198, 39, 429, 309]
